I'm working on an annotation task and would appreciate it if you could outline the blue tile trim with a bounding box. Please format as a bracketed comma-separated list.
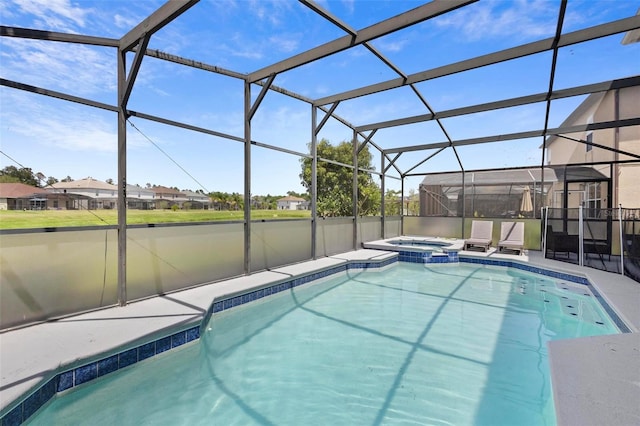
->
[458, 257, 589, 284]
[2, 405, 22, 426]
[0, 325, 200, 426]
[588, 284, 631, 333]
[56, 371, 73, 393]
[98, 355, 119, 377]
[395, 249, 462, 264]
[156, 336, 172, 354]
[207, 257, 397, 316]
[118, 349, 137, 369]
[74, 364, 97, 386]
[138, 343, 155, 362]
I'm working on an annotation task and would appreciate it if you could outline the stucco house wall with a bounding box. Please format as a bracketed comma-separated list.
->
[545, 87, 640, 208]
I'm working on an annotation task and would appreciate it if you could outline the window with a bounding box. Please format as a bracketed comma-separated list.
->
[585, 132, 593, 152]
[583, 182, 601, 218]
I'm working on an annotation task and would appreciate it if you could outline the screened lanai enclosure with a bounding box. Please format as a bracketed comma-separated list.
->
[1, 0, 639, 328]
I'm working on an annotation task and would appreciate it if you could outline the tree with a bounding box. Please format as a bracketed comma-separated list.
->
[300, 139, 380, 216]
[46, 176, 59, 186]
[0, 175, 20, 184]
[106, 178, 114, 185]
[406, 188, 420, 216]
[61, 176, 73, 182]
[229, 192, 243, 210]
[0, 166, 38, 186]
[286, 190, 308, 200]
[35, 172, 46, 187]
[384, 189, 402, 215]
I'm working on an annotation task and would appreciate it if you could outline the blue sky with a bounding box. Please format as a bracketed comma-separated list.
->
[1, 0, 638, 195]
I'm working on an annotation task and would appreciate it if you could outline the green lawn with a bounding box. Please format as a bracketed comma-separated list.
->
[0, 209, 311, 229]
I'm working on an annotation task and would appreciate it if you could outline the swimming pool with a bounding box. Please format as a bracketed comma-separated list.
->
[24, 262, 619, 425]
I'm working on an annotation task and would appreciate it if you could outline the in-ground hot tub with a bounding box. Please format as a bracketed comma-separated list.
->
[363, 236, 465, 263]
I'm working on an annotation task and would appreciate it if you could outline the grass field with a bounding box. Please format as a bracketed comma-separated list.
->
[0, 209, 311, 229]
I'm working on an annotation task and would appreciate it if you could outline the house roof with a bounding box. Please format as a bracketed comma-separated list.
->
[543, 91, 607, 148]
[149, 186, 184, 195]
[420, 167, 558, 187]
[50, 177, 117, 191]
[182, 190, 210, 198]
[0, 182, 48, 198]
[549, 165, 608, 181]
[125, 184, 155, 195]
[278, 196, 306, 202]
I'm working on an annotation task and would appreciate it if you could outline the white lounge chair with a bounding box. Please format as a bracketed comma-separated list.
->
[498, 222, 525, 254]
[464, 220, 493, 252]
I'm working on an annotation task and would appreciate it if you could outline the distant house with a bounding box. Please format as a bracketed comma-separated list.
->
[126, 184, 156, 210]
[182, 190, 211, 209]
[149, 186, 187, 209]
[47, 177, 118, 210]
[0, 183, 49, 210]
[276, 196, 308, 210]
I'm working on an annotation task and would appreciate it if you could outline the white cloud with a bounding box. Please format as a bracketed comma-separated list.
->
[230, 47, 264, 60]
[3, 101, 115, 154]
[435, 0, 558, 42]
[1, 38, 116, 96]
[268, 35, 300, 53]
[113, 14, 139, 31]
[247, 0, 295, 26]
[374, 37, 409, 53]
[0, 90, 154, 154]
[12, 0, 90, 31]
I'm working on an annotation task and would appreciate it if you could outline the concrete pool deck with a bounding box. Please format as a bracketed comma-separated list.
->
[363, 235, 465, 252]
[1, 248, 638, 425]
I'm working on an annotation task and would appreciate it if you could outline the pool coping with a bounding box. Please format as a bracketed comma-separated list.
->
[1, 248, 638, 425]
[363, 235, 465, 254]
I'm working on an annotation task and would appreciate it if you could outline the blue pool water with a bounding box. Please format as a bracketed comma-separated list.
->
[26, 263, 618, 425]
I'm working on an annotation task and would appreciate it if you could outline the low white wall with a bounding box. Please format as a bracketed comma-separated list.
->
[403, 216, 464, 238]
[403, 216, 543, 250]
[127, 223, 245, 300]
[358, 216, 383, 246]
[1, 228, 119, 329]
[315, 217, 354, 257]
[251, 219, 312, 272]
[384, 216, 402, 238]
[0, 215, 418, 329]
